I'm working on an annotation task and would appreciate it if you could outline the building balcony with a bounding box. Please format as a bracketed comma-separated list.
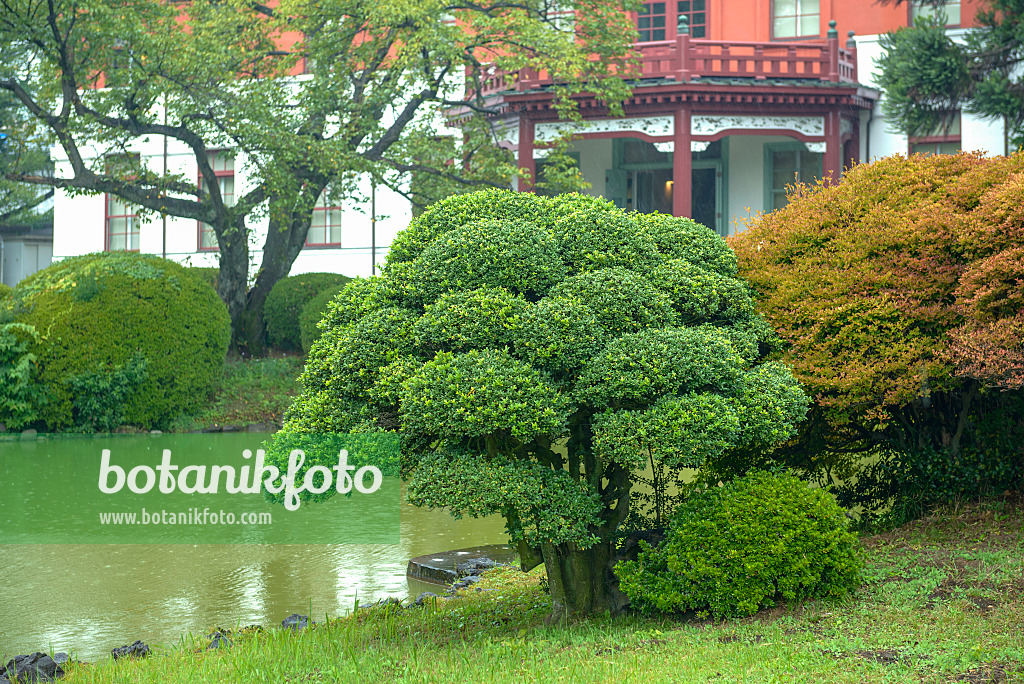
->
[473, 21, 857, 100]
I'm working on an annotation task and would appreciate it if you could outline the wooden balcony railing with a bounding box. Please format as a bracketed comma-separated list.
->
[472, 22, 857, 100]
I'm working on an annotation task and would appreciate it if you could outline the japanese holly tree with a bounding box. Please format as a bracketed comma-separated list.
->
[280, 189, 808, 620]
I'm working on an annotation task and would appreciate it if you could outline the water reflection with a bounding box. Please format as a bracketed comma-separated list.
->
[0, 495, 508, 660]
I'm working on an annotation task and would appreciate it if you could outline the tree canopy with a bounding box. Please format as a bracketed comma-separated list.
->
[0, 0, 637, 351]
[876, 0, 1024, 151]
[277, 189, 808, 620]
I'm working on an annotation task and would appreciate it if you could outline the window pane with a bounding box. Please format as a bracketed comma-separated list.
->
[937, 141, 961, 155]
[200, 225, 218, 249]
[678, 1, 690, 10]
[653, 28, 666, 39]
[692, 25, 705, 37]
[693, 0, 704, 9]
[109, 231, 126, 251]
[639, 29, 652, 41]
[653, 15, 665, 27]
[307, 223, 326, 245]
[799, 14, 819, 35]
[638, 16, 651, 28]
[653, 2, 664, 12]
[801, 0, 820, 12]
[774, 17, 797, 37]
[327, 209, 342, 242]
[220, 177, 235, 206]
[775, 0, 797, 16]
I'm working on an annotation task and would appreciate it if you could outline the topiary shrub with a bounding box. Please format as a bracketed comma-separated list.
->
[278, 189, 808, 621]
[13, 252, 230, 430]
[299, 284, 348, 353]
[263, 272, 351, 352]
[616, 470, 862, 619]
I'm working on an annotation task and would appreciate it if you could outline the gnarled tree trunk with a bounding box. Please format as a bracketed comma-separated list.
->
[541, 540, 629, 623]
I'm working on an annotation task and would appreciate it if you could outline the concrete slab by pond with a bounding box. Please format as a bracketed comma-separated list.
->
[407, 544, 516, 585]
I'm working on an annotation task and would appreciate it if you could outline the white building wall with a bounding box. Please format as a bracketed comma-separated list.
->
[726, 135, 795, 234]
[855, 30, 1006, 159]
[569, 138, 613, 198]
[51, 135, 409, 279]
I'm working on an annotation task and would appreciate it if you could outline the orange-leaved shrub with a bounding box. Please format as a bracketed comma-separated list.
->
[729, 152, 1024, 523]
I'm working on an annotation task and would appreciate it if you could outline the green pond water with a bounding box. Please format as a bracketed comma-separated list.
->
[0, 435, 508, 661]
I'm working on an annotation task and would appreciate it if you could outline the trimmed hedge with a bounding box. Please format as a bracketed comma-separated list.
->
[264, 272, 351, 352]
[616, 470, 861, 618]
[14, 252, 230, 430]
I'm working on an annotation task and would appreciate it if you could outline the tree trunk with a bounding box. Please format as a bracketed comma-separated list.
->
[219, 190, 321, 356]
[216, 218, 251, 356]
[541, 540, 629, 623]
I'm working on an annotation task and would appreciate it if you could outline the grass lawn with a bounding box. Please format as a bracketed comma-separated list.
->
[167, 354, 305, 432]
[54, 499, 1023, 683]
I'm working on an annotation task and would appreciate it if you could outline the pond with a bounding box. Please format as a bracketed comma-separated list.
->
[0, 435, 509, 661]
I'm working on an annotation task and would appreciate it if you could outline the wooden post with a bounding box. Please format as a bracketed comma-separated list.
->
[826, 20, 839, 82]
[676, 14, 691, 81]
[518, 116, 536, 192]
[846, 30, 858, 82]
[672, 107, 692, 217]
[824, 111, 842, 183]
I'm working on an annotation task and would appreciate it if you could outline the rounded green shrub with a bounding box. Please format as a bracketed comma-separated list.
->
[14, 252, 230, 430]
[264, 272, 351, 351]
[616, 470, 861, 618]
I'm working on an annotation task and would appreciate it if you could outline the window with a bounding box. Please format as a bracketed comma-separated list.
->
[910, 113, 961, 155]
[677, 0, 706, 37]
[306, 190, 342, 247]
[542, 1, 575, 32]
[105, 194, 140, 251]
[638, 2, 667, 42]
[773, 0, 820, 39]
[765, 143, 821, 211]
[198, 150, 234, 251]
[910, 0, 960, 26]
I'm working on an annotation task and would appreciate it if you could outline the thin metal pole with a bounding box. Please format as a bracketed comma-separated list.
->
[370, 180, 376, 275]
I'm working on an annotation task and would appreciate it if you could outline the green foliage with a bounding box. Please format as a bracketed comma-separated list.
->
[407, 449, 604, 547]
[0, 283, 12, 300]
[13, 252, 230, 430]
[66, 354, 149, 432]
[731, 152, 1024, 519]
[616, 470, 862, 618]
[409, 219, 567, 302]
[413, 287, 533, 353]
[282, 189, 806, 618]
[385, 189, 552, 266]
[877, 15, 970, 139]
[401, 349, 571, 441]
[299, 285, 347, 353]
[0, 322, 42, 429]
[263, 272, 351, 352]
